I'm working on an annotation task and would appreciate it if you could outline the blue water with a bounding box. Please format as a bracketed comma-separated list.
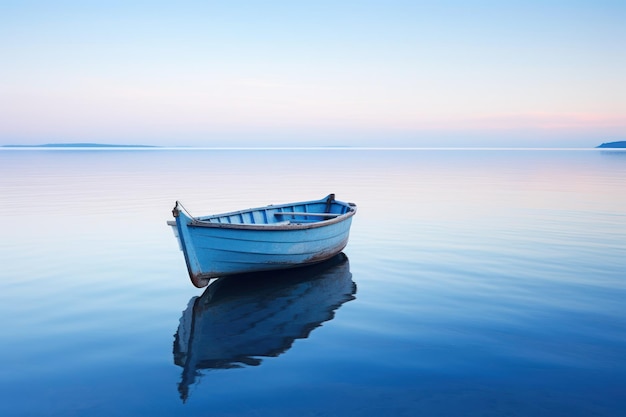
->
[1, 149, 625, 416]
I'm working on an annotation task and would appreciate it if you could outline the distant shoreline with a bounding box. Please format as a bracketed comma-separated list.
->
[596, 141, 626, 148]
[2, 143, 158, 148]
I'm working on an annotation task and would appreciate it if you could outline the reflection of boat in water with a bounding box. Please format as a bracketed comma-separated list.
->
[173, 253, 356, 401]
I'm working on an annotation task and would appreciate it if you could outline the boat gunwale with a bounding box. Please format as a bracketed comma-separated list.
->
[188, 210, 355, 231]
[181, 198, 357, 231]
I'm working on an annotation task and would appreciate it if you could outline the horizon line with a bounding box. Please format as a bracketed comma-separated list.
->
[1, 145, 622, 151]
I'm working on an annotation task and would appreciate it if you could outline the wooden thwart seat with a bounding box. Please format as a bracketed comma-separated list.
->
[274, 212, 341, 218]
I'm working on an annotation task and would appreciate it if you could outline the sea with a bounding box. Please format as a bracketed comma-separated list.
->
[0, 148, 624, 417]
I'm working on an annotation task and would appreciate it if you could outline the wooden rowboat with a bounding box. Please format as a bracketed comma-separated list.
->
[168, 194, 356, 287]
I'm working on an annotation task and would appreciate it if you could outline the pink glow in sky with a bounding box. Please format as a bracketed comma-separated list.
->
[1, 1, 625, 147]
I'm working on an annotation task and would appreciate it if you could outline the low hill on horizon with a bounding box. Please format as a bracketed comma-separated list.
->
[2, 143, 157, 148]
[597, 141, 626, 148]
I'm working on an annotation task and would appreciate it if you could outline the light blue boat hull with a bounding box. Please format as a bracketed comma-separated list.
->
[170, 194, 356, 287]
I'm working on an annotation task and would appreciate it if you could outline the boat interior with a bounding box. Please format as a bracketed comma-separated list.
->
[197, 198, 352, 226]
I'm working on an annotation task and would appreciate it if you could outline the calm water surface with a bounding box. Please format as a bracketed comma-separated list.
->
[0, 149, 625, 416]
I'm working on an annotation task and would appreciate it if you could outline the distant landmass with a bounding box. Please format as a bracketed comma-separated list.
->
[2, 143, 157, 148]
[597, 141, 626, 148]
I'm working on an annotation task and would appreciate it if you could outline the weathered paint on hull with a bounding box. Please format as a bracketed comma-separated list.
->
[172, 195, 356, 287]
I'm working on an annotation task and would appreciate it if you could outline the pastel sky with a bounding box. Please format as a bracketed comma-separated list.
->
[1, 0, 625, 147]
